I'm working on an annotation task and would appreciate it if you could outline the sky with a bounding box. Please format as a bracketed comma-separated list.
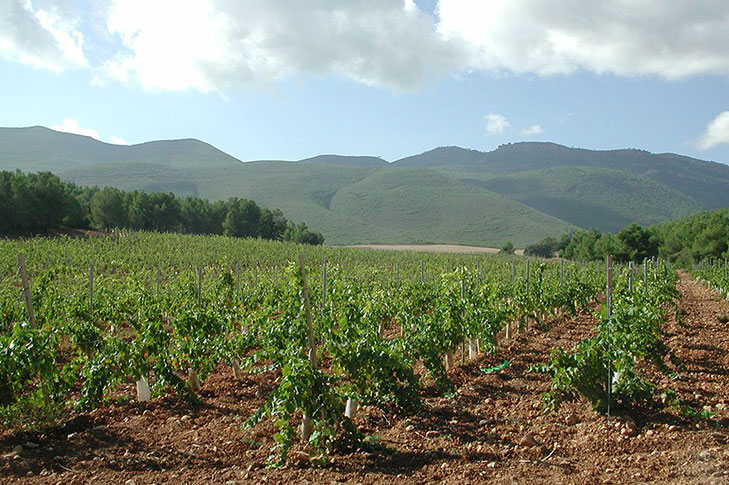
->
[1, 0, 729, 164]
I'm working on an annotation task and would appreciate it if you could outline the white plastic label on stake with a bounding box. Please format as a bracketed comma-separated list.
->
[344, 398, 360, 419]
[136, 377, 151, 402]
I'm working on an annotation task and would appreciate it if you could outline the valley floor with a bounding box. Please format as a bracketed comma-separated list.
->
[341, 244, 525, 256]
[1, 273, 728, 484]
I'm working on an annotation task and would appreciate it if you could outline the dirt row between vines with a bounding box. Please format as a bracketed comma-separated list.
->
[2, 272, 729, 484]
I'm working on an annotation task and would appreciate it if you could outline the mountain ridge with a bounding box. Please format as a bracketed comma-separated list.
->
[1, 126, 727, 246]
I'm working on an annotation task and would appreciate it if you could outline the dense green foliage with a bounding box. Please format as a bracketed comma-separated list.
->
[559, 223, 659, 263]
[652, 209, 729, 265]
[538, 210, 729, 266]
[536, 261, 680, 413]
[0, 233, 604, 462]
[0, 170, 323, 244]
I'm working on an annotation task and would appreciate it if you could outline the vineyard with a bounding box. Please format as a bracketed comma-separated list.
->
[1, 233, 728, 484]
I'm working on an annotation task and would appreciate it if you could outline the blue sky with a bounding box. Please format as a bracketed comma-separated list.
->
[2, 0, 729, 164]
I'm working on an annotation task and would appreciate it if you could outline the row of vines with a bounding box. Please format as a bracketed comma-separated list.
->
[0, 233, 677, 463]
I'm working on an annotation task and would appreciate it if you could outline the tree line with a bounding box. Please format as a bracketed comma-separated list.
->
[0, 170, 325, 244]
[521, 211, 729, 265]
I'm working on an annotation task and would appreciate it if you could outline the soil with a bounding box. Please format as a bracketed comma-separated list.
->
[2, 272, 729, 484]
[340, 244, 525, 256]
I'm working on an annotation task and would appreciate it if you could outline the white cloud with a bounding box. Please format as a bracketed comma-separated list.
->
[107, 135, 129, 145]
[49, 118, 128, 145]
[698, 111, 729, 150]
[485, 113, 510, 135]
[437, 0, 729, 79]
[100, 0, 464, 92]
[0, 0, 87, 72]
[6, 1, 729, 91]
[521, 125, 544, 136]
[50, 118, 100, 139]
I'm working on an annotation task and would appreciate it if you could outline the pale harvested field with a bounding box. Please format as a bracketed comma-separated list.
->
[341, 244, 524, 255]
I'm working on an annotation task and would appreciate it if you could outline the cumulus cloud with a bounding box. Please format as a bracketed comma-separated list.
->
[485, 113, 510, 135]
[51, 118, 100, 139]
[697, 111, 729, 150]
[50, 118, 127, 145]
[6, 1, 729, 91]
[521, 125, 544, 136]
[107, 135, 129, 145]
[100, 0, 465, 92]
[437, 0, 729, 79]
[0, 0, 87, 72]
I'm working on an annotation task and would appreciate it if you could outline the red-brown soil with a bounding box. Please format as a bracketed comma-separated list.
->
[2, 273, 728, 484]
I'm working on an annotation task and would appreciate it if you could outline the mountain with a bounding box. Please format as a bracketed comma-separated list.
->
[0, 126, 242, 173]
[470, 166, 704, 232]
[395, 142, 729, 209]
[299, 154, 389, 167]
[1, 126, 727, 246]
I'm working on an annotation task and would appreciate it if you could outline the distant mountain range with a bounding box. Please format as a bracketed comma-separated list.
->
[2, 126, 728, 247]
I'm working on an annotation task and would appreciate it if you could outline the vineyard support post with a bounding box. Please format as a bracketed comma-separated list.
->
[297, 254, 317, 441]
[156, 264, 161, 298]
[89, 263, 94, 313]
[197, 266, 202, 305]
[321, 258, 327, 313]
[396, 263, 400, 289]
[606, 255, 613, 424]
[521, 259, 530, 332]
[236, 261, 240, 295]
[628, 261, 633, 292]
[420, 260, 424, 283]
[461, 278, 466, 364]
[643, 258, 648, 294]
[18, 254, 36, 328]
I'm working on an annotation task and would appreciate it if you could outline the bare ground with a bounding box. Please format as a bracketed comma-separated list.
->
[340, 244, 525, 256]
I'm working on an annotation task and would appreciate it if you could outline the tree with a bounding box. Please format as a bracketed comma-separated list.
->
[499, 241, 515, 255]
[524, 237, 559, 258]
[617, 223, 658, 262]
[259, 208, 288, 240]
[284, 222, 325, 245]
[90, 187, 127, 230]
[594, 233, 628, 261]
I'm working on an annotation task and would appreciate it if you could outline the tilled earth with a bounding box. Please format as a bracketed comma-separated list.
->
[2, 273, 729, 484]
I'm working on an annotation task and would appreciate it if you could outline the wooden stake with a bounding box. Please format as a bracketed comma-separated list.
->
[89, 263, 94, 312]
[18, 254, 36, 328]
[606, 255, 613, 423]
[321, 258, 327, 312]
[297, 254, 316, 442]
[156, 264, 161, 298]
[628, 261, 633, 292]
[196, 266, 202, 304]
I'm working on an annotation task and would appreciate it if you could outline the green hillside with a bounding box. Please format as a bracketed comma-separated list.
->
[398, 143, 729, 209]
[0, 126, 241, 173]
[299, 154, 389, 167]
[2, 126, 727, 247]
[468, 166, 704, 232]
[327, 167, 577, 246]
